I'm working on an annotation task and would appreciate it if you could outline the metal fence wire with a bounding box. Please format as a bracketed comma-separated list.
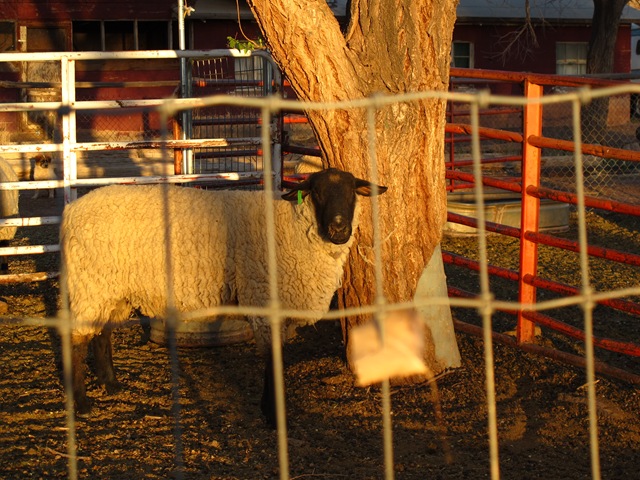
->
[0, 51, 639, 480]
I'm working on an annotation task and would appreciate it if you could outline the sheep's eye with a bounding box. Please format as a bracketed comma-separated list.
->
[311, 190, 323, 203]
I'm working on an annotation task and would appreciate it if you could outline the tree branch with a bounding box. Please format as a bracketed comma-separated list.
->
[489, 0, 539, 66]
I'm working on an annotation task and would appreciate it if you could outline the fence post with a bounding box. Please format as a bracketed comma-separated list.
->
[173, 118, 183, 175]
[60, 56, 78, 204]
[446, 95, 455, 192]
[517, 80, 543, 343]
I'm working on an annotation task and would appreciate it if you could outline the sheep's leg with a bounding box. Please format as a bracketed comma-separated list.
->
[260, 351, 277, 428]
[260, 351, 288, 429]
[0, 240, 9, 272]
[92, 328, 121, 395]
[251, 320, 286, 427]
[71, 335, 91, 414]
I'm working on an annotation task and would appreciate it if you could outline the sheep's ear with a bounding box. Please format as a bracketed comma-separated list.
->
[354, 179, 388, 197]
[281, 182, 311, 202]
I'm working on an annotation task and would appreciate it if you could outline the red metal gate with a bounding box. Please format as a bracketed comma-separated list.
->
[444, 68, 640, 383]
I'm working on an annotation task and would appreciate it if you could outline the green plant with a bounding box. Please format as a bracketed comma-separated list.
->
[226, 36, 265, 52]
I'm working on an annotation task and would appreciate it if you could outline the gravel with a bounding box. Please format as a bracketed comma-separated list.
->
[0, 191, 639, 479]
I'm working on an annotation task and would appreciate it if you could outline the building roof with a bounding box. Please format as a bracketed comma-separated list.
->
[188, 0, 347, 20]
[187, 1, 640, 24]
[457, 0, 640, 23]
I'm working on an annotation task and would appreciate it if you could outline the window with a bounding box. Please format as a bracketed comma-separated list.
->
[452, 42, 473, 68]
[73, 21, 102, 51]
[72, 20, 172, 51]
[137, 21, 170, 50]
[0, 22, 15, 52]
[556, 42, 588, 75]
[105, 21, 134, 51]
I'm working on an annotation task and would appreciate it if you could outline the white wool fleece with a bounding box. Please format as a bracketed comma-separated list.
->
[61, 184, 357, 354]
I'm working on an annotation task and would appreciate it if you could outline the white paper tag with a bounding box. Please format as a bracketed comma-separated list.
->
[351, 310, 428, 386]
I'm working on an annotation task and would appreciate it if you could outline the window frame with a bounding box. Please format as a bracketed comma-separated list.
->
[555, 42, 588, 76]
[72, 20, 174, 51]
[451, 41, 474, 69]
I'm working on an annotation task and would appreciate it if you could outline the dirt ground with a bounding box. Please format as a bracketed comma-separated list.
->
[1, 189, 639, 479]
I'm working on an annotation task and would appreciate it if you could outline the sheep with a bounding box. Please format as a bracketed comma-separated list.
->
[0, 157, 19, 272]
[61, 167, 387, 426]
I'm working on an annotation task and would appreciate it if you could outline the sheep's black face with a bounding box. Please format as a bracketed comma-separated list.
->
[310, 171, 358, 244]
[282, 168, 388, 245]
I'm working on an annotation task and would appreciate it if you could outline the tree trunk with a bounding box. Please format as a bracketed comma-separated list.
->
[247, 0, 457, 371]
[583, 0, 629, 143]
[587, 0, 628, 75]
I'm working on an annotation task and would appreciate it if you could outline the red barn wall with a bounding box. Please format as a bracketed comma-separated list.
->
[0, 1, 174, 22]
[453, 23, 632, 74]
[1, 3, 634, 138]
[191, 20, 262, 50]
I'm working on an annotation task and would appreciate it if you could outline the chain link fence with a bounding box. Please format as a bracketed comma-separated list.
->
[542, 90, 640, 206]
[447, 79, 640, 207]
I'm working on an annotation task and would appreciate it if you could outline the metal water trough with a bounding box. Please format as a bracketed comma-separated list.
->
[444, 189, 570, 236]
[149, 317, 254, 348]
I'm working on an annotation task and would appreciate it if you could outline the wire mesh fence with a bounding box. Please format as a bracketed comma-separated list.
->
[0, 51, 639, 480]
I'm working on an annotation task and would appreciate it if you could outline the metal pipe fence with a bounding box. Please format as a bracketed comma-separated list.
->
[444, 71, 640, 376]
[0, 49, 281, 283]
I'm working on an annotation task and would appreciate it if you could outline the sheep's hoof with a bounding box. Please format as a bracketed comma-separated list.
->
[262, 407, 277, 430]
[74, 398, 92, 415]
[104, 381, 122, 395]
[260, 393, 277, 429]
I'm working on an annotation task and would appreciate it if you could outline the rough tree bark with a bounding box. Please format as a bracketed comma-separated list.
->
[246, 0, 458, 371]
[587, 0, 629, 74]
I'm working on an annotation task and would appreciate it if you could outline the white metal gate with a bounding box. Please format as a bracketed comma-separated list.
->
[0, 49, 282, 284]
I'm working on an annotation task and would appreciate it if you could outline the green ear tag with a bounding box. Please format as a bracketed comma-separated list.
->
[297, 190, 303, 205]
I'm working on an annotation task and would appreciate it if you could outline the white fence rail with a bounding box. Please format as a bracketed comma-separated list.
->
[0, 49, 281, 282]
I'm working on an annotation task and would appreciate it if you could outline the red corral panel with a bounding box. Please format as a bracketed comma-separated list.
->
[444, 68, 640, 384]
